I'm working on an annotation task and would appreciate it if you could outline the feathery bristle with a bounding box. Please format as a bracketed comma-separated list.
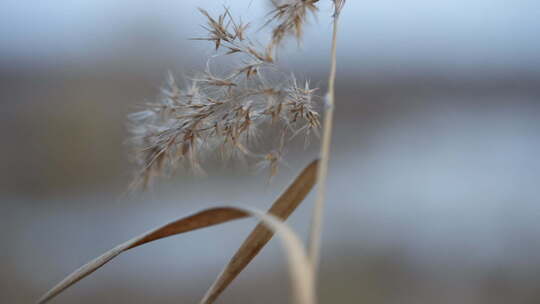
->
[266, 0, 319, 51]
[128, 6, 322, 187]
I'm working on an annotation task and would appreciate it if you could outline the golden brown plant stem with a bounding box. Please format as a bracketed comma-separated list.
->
[308, 12, 341, 274]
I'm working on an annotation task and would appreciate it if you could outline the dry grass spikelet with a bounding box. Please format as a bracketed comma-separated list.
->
[266, 0, 319, 51]
[128, 5, 322, 188]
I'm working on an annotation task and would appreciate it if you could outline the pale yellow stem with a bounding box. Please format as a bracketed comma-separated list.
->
[308, 12, 341, 275]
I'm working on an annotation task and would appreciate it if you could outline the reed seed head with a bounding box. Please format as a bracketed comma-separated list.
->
[128, 3, 327, 188]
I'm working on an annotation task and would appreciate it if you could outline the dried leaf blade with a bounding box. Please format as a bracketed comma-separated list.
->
[38, 160, 318, 304]
[201, 159, 318, 303]
[37, 207, 247, 304]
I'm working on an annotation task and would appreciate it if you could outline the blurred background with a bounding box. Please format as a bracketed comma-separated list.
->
[1, 0, 540, 303]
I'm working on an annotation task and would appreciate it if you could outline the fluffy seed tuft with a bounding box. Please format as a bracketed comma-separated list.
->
[129, 5, 322, 188]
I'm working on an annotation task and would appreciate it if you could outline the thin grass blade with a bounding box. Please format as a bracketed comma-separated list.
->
[38, 159, 318, 304]
[243, 207, 315, 304]
[201, 159, 318, 303]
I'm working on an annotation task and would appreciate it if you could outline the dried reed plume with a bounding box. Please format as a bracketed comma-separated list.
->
[39, 1, 346, 303]
[128, 5, 322, 188]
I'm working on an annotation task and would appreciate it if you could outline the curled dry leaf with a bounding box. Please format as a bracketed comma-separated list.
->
[243, 207, 315, 304]
[201, 159, 318, 303]
[38, 159, 318, 304]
